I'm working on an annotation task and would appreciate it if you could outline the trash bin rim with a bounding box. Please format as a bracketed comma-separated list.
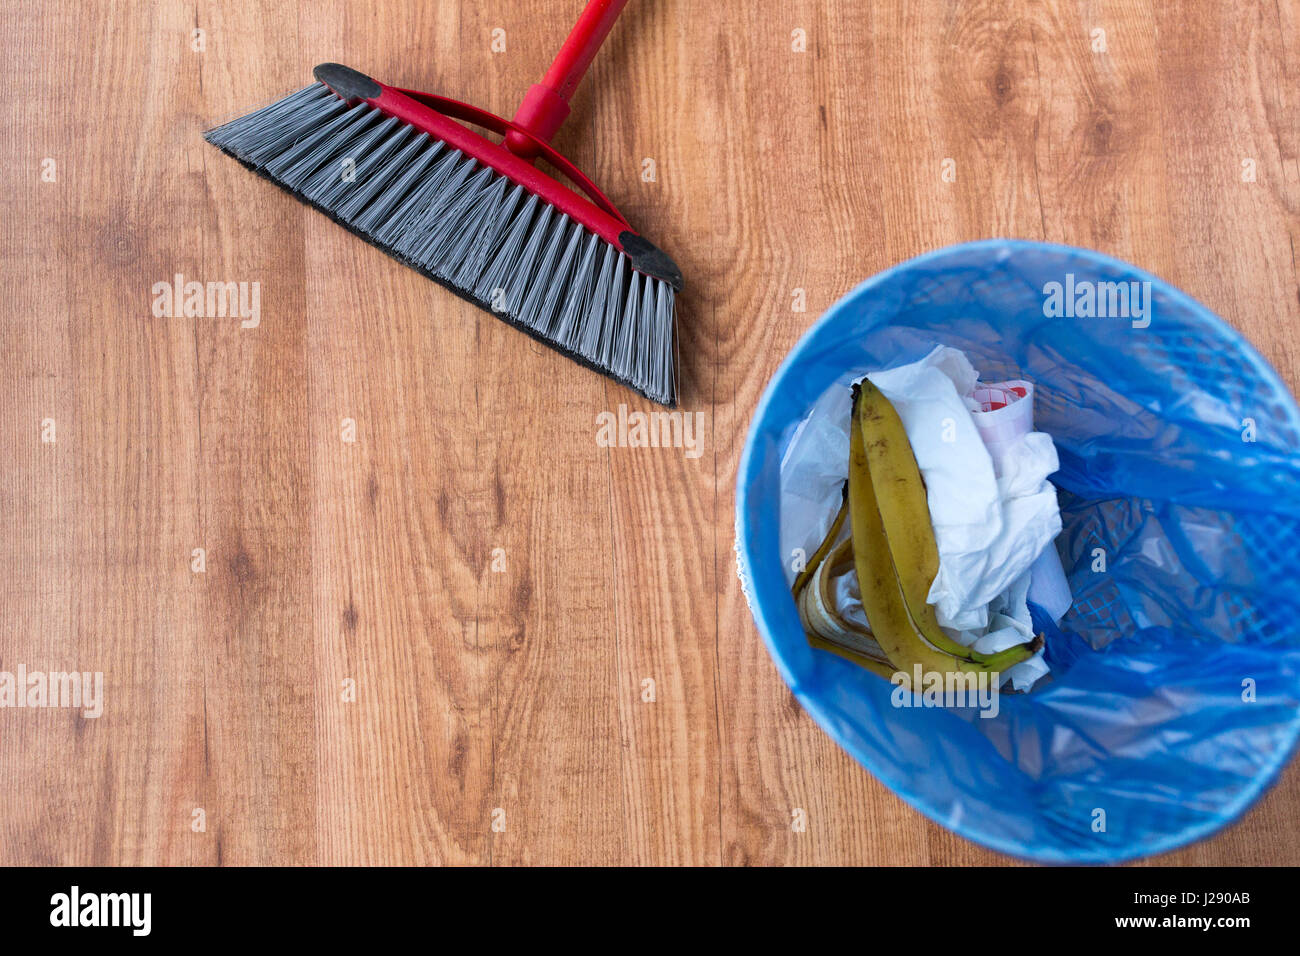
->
[734, 237, 1300, 863]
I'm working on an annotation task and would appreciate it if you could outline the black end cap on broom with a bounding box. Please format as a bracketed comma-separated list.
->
[313, 63, 382, 102]
[620, 231, 684, 292]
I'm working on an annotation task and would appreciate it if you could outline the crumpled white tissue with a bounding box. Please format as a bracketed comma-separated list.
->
[780, 345, 1061, 691]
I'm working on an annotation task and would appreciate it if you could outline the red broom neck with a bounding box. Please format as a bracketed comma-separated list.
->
[505, 0, 631, 159]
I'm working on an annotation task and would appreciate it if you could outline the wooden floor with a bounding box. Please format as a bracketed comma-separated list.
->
[2, 0, 1298, 865]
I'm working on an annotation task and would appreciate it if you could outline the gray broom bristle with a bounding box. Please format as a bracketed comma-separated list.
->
[205, 82, 677, 407]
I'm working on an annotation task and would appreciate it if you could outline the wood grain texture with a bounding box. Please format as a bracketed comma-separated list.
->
[1, 0, 1297, 865]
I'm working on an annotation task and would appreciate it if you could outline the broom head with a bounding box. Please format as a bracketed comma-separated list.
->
[205, 64, 681, 407]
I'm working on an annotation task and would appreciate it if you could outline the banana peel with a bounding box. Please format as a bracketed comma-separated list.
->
[848, 397, 1000, 685]
[792, 494, 894, 677]
[856, 378, 1038, 667]
[793, 379, 1043, 689]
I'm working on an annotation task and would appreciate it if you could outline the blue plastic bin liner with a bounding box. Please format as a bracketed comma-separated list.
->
[736, 240, 1300, 862]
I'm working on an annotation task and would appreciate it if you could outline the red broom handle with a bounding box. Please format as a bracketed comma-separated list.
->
[540, 0, 630, 99]
[505, 0, 631, 159]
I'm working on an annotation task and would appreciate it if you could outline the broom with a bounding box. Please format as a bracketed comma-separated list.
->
[204, 0, 681, 407]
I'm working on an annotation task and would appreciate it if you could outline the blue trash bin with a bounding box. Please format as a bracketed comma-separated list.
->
[735, 239, 1300, 863]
